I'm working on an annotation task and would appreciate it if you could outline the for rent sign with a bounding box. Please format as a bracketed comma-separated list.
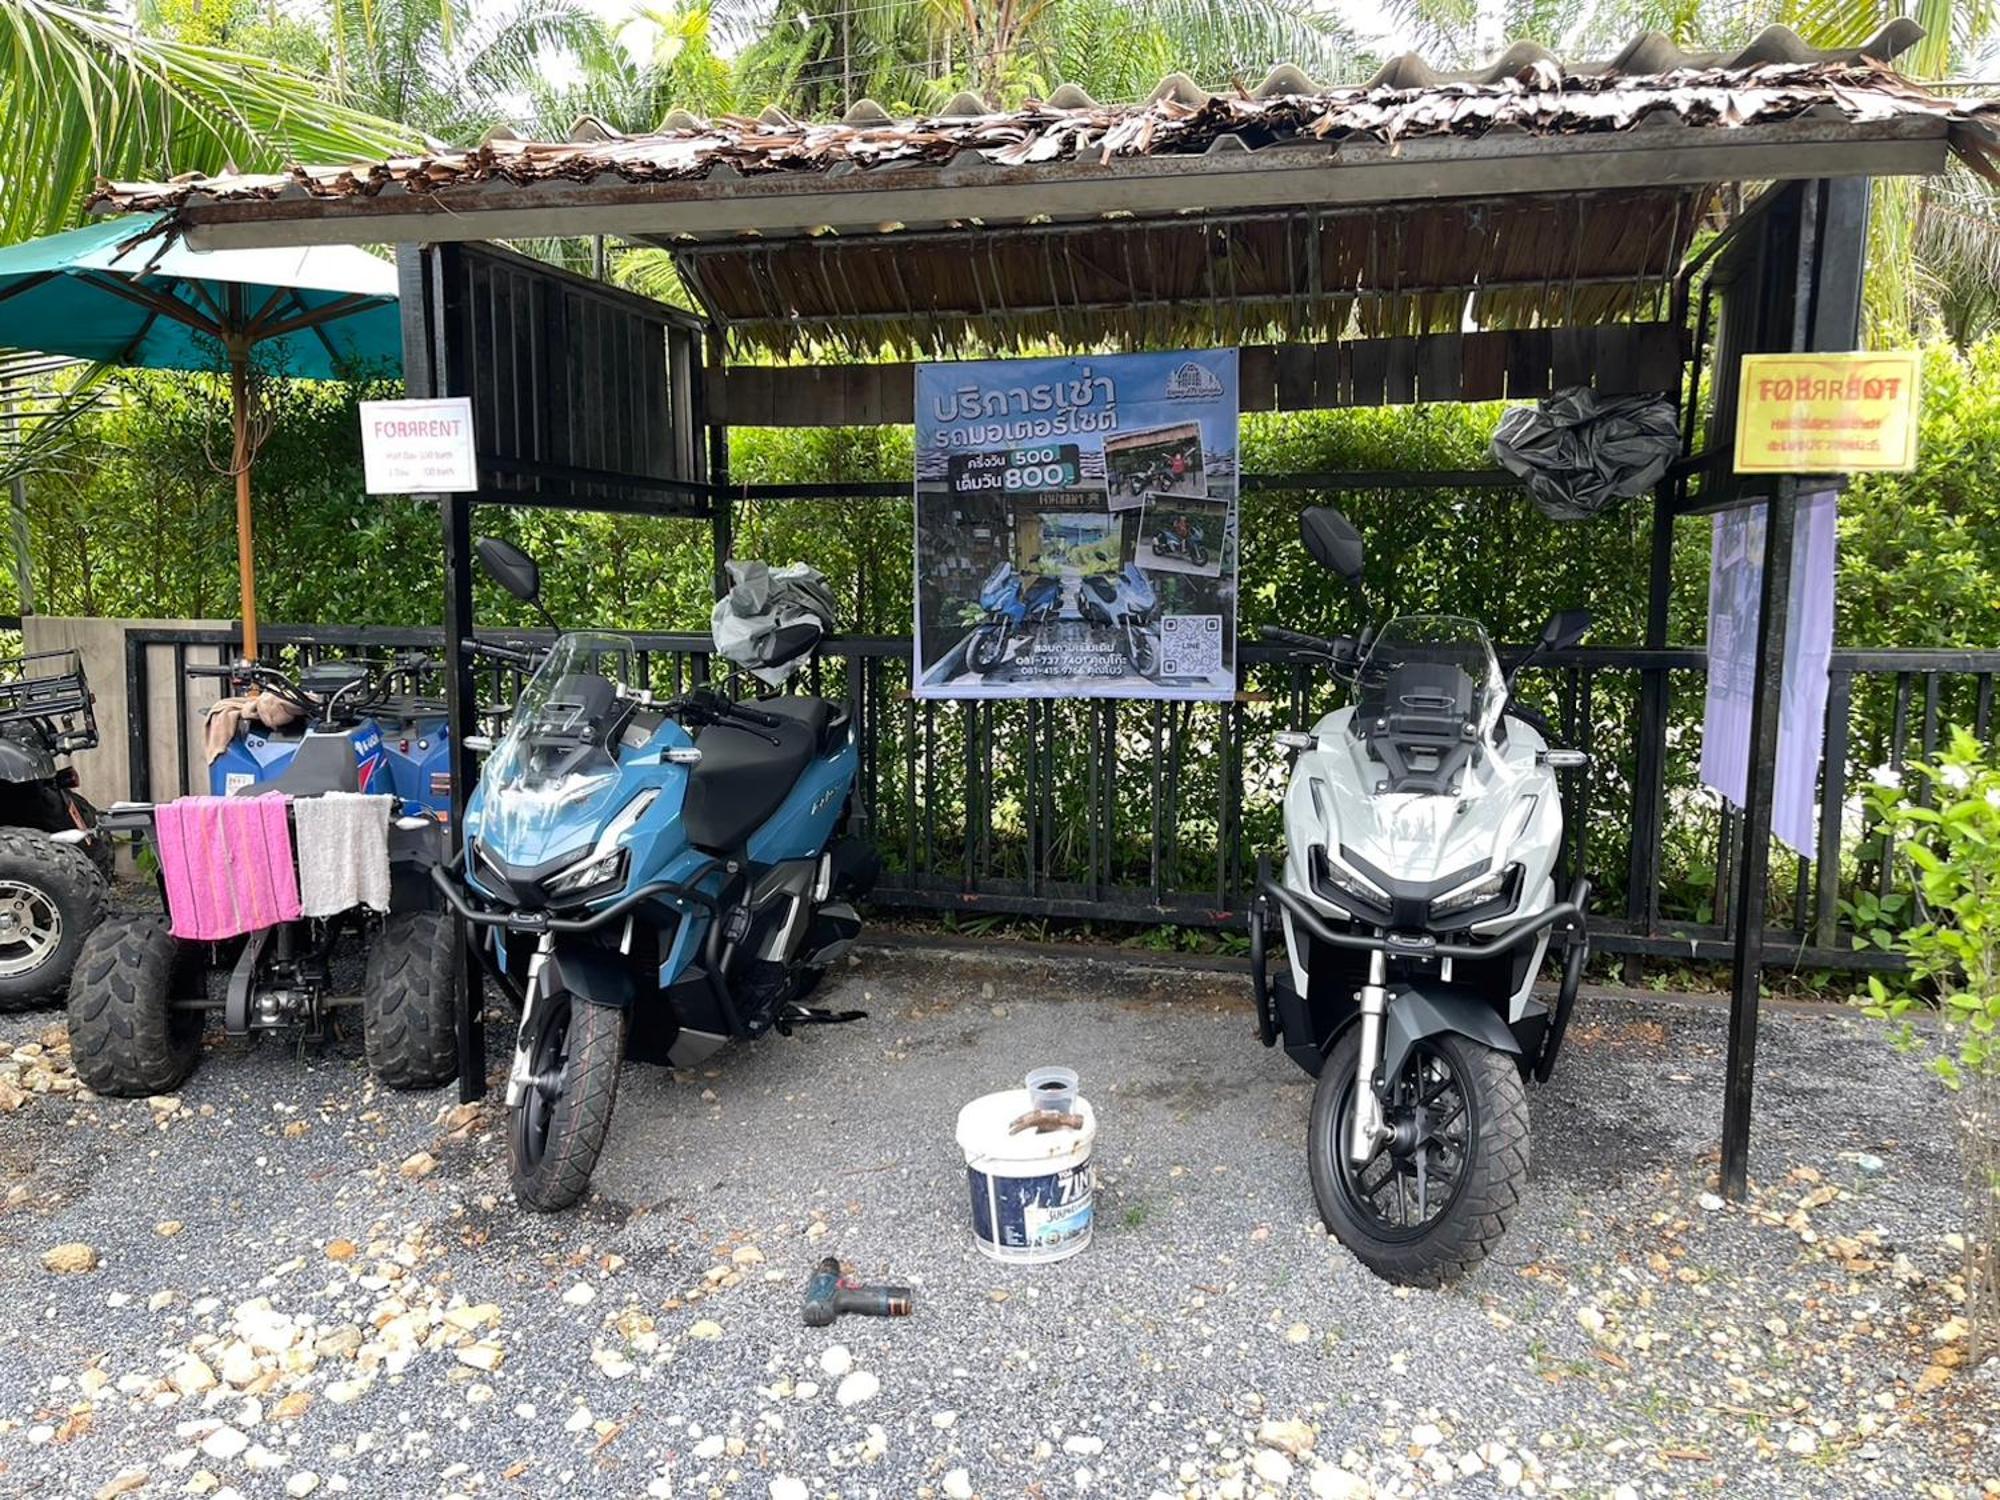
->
[1733, 351, 1921, 474]
[359, 397, 478, 493]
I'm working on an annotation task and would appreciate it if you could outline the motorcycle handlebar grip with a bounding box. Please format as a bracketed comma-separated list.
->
[1259, 626, 1319, 648]
[184, 664, 239, 678]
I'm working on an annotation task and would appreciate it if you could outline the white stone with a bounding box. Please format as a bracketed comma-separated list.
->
[933, 1409, 959, 1429]
[1311, 1465, 1371, 1500]
[944, 1470, 973, 1500]
[819, 1344, 853, 1378]
[835, 1369, 879, 1406]
[1786, 1429, 1818, 1456]
[770, 1480, 807, 1500]
[562, 1283, 597, 1307]
[1252, 1448, 1294, 1487]
[1063, 1435, 1105, 1456]
[200, 1426, 250, 1461]
[285, 1478, 320, 1499]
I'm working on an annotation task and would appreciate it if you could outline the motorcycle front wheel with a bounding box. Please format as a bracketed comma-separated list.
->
[1307, 1027, 1527, 1287]
[1128, 628, 1159, 678]
[967, 624, 1006, 675]
[509, 991, 626, 1213]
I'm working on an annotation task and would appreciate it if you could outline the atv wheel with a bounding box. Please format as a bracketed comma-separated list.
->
[363, 912, 460, 1090]
[509, 991, 626, 1213]
[67, 916, 202, 1095]
[0, 827, 106, 1009]
[1308, 1027, 1528, 1288]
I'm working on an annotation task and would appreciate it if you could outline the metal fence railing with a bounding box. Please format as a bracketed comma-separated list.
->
[122, 622, 2000, 973]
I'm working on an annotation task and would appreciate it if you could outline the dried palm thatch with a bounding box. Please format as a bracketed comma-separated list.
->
[89, 29, 2000, 357]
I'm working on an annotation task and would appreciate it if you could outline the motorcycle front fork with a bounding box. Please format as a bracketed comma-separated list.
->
[505, 933, 555, 1108]
[1349, 949, 1391, 1166]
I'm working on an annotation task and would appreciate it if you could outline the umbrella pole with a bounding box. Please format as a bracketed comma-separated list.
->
[229, 345, 258, 658]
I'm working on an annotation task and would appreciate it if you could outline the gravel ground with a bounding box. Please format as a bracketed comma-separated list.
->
[0, 940, 1990, 1500]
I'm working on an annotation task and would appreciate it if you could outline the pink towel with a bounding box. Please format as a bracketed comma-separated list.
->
[153, 795, 302, 941]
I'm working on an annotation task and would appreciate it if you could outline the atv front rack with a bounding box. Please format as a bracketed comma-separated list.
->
[0, 648, 95, 750]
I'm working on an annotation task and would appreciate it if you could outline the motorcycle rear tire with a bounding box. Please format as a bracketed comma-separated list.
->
[1308, 1027, 1527, 1288]
[510, 992, 626, 1213]
[1129, 630, 1160, 678]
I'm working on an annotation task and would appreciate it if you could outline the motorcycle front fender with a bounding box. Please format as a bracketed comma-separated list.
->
[547, 940, 637, 1010]
[1378, 983, 1521, 1093]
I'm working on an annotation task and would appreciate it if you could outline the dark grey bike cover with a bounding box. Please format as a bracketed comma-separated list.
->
[1490, 388, 1678, 521]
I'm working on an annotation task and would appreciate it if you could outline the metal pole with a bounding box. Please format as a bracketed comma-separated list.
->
[1720, 181, 1821, 1199]
[707, 331, 731, 601]
[226, 287, 259, 656]
[400, 242, 487, 1106]
[3, 389, 32, 615]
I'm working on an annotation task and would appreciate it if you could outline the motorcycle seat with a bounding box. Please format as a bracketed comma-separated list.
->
[683, 697, 839, 852]
[240, 732, 359, 799]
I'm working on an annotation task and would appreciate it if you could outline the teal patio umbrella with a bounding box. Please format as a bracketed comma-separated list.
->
[0, 214, 400, 651]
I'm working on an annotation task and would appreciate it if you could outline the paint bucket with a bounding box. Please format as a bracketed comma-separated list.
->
[954, 1087, 1097, 1264]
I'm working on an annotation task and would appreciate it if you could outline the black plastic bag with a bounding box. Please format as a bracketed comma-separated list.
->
[1490, 388, 1679, 521]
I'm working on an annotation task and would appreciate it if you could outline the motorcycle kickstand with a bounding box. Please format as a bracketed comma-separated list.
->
[774, 1003, 868, 1035]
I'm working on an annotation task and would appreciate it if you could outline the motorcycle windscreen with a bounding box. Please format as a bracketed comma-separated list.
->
[478, 632, 636, 868]
[1355, 616, 1506, 743]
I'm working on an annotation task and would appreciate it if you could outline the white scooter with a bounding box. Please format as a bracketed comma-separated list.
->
[1250, 507, 1593, 1287]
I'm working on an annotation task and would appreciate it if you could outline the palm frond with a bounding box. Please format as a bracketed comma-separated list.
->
[0, 0, 424, 244]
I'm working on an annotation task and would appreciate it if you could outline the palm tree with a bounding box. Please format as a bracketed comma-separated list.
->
[0, 0, 424, 246]
[725, 0, 1354, 117]
[325, 0, 619, 143]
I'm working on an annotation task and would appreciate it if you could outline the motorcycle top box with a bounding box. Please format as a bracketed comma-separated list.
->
[1251, 506, 1592, 1288]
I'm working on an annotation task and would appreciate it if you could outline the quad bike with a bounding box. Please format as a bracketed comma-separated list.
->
[1077, 563, 1160, 678]
[0, 649, 109, 1008]
[423, 539, 877, 1211]
[966, 561, 1063, 675]
[196, 653, 455, 817]
[67, 655, 454, 1098]
[1150, 521, 1210, 569]
[1249, 506, 1593, 1287]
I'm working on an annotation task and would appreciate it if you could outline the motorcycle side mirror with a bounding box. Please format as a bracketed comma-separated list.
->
[475, 537, 541, 604]
[1300, 507, 1366, 585]
[1539, 609, 1593, 652]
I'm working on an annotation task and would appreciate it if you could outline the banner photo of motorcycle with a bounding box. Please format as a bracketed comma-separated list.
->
[913, 351, 1240, 700]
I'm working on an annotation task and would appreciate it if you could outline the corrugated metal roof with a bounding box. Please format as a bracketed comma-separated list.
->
[92, 24, 1991, 216]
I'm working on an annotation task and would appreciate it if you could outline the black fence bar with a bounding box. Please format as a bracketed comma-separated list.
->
[117, 622, 2000, 973]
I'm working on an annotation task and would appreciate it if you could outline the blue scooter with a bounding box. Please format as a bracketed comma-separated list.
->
[416, 539, 877, 1211]
[966, 560, 1063, 675]
[194, 656, 454, 817]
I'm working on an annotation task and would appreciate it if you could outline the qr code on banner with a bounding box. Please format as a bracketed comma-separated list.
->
[1159, 615, 1224, 678]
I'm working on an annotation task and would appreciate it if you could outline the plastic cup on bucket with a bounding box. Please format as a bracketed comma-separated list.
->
[1024, 1065, 1078, 1115]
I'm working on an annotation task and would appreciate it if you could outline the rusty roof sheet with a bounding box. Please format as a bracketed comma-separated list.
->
[91, 27, 1998, 218]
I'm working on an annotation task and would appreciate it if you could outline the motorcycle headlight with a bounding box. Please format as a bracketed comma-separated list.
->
[1430, 865, 1517, 919]
[543, 847, 629, 902]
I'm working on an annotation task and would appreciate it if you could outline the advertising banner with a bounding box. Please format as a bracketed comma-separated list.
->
[1733, 351, 1920, 474]
[913, 351, 1239, 700]
[1700, 488, 1838, 856]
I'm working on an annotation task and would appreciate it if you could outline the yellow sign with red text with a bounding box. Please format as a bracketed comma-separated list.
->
[1733, 351, 1921, 474]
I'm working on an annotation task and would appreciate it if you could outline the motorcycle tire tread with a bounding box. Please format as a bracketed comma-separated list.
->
[66, 915, 201, 1095]
[1310, 1029, 1529, 1289]
[512, 997, 625, 1214]
[0, 826, 106, 1009]
[363, 912, 459, 1090]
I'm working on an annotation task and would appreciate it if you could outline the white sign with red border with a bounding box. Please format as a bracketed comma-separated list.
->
[360, 397, 478, 493]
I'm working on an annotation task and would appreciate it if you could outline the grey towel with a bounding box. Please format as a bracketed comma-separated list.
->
[291, 792, 393, 918]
